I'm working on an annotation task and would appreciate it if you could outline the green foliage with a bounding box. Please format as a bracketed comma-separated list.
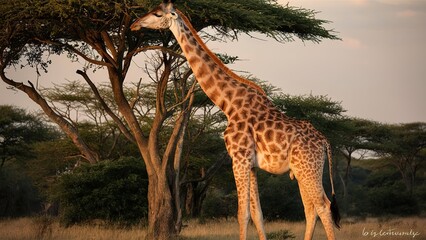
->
[258, 173, 304, 221]
[347, 158, 424, 217]
[0, 105, 59, 167]
[182, 0, 339, 42]
[367, 183, 419, 216]
[0, 0, 338, 71]
[0, 165, 41, 217]
[201, 188, 237, 219]
[52, 157, 148, 226]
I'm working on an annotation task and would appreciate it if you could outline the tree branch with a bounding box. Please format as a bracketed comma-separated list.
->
[131, 45, 186, 60]
[76, 70, 136, 144]
[33, 37, 113, 67]
[0, 68, 99, 163]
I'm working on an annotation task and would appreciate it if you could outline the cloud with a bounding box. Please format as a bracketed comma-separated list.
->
[396, 9, 418, 17]
[350, 0, 369, 6]
[342, 37, 363, 49]
[376, 0, 409, 5]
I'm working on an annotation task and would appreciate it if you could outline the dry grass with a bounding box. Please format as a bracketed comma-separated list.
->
[0, 216, 424, 240]
[0, 217, 146, 240]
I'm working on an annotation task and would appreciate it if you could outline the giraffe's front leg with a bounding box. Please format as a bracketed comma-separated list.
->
[232, 159, 251, 240]
[250, 168, 267, 240]
[225, 127, 260, 240]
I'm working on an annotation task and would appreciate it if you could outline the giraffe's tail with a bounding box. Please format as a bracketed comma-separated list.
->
[325, 140, 341, 229]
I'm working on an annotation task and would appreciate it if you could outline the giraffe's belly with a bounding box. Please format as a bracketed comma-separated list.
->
[254, 151, 290, 175]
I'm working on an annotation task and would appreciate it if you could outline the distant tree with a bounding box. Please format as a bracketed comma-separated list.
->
[0, 105, 58, 169]
[373, 123, 426, 195]
[0, 1, 337, 238]
[0, 105, 59, 216]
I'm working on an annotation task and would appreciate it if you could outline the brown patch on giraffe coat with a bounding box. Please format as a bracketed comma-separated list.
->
[209, 89, 220, 103]
[233, 99, 243, 109]
[240, 109, 248, 119]
[202, 77, 215, 90]
[219, 100, 229, 112]
[265, 120, 274, 128]
[208, 62, 216, 72]
[183, 44, 194, 53]
[235, 88, 246, 99]
[225, 90, 234, 99]
[268, 143, 281, 154]
[232, 132, 242, 142]
[217, 82, 228, 91]
[202, 52, 211, 63]
[231, 113, 241, 122]
[265, 129, 274, 142]
[188, 36, 197, 46]
[240, 136, 249, 148]
[188, 56, 200, 66]
[194, 46, 201, 56]
[197, 65, 209, 79]
[237, 121, 246, 132]
[275, 131, 284, 142]
[227, 107, 235, 118]
[255, 122, 265, 132]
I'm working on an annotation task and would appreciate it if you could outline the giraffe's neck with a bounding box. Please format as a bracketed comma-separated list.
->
[169, 10, 266, 117]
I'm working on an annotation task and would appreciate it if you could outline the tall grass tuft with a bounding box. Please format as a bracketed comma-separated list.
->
[266, 229, 296, 240]
[32, 215, 54, 240]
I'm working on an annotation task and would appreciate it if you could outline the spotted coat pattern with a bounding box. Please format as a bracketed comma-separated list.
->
[131, 3, 340, 240]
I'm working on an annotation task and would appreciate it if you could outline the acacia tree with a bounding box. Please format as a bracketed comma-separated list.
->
[0, 105, 58, 170]
[0, 0, 337, 239]
[373, 123, 426, 195]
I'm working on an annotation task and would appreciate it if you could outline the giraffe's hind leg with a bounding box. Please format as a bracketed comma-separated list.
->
[299, 178, 336, 240]
[315, 192, 336, 240]
[298, 181, 317, 240]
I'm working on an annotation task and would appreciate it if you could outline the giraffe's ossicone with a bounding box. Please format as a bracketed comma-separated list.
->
[131, 1, 341, 239]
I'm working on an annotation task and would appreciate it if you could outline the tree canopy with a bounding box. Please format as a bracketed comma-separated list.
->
[0, 0, 338, 70]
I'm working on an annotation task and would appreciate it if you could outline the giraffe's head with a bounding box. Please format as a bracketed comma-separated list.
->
[130, 0, 177, 31]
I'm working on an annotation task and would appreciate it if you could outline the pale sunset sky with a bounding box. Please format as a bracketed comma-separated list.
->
[1, 0, 425, 123]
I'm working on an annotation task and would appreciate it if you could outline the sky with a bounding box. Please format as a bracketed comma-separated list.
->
[1, 0, 425, 124]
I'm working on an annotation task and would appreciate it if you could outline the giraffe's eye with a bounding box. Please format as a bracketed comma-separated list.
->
[153, 12, 163, 17]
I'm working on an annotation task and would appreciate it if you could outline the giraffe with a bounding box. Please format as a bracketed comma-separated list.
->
[131, 1, 341, 239]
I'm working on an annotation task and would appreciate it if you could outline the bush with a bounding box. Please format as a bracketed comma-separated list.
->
[367, 182, 419, 216]
[201, 188, 237, 219]
[0, 166, 42, 217]
[52, 157, 148, 226]
[259, 174, 304, 221]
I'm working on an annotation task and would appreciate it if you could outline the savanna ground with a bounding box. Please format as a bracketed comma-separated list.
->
[0, 217, 424, 240]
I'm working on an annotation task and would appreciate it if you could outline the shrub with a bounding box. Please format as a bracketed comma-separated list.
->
[259, 174, 304, 221]
[367, 182, 419, 216]
[52, 157, 148, 226]
[267, 229, 296, 240]
[201, 188, 237, 219]
[0, 166, 41, 217]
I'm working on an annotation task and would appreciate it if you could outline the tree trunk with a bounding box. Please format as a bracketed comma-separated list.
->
[146, 174, 177, 240]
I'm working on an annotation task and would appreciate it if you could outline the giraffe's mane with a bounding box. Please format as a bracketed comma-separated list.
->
[176, 9, 267, 96]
